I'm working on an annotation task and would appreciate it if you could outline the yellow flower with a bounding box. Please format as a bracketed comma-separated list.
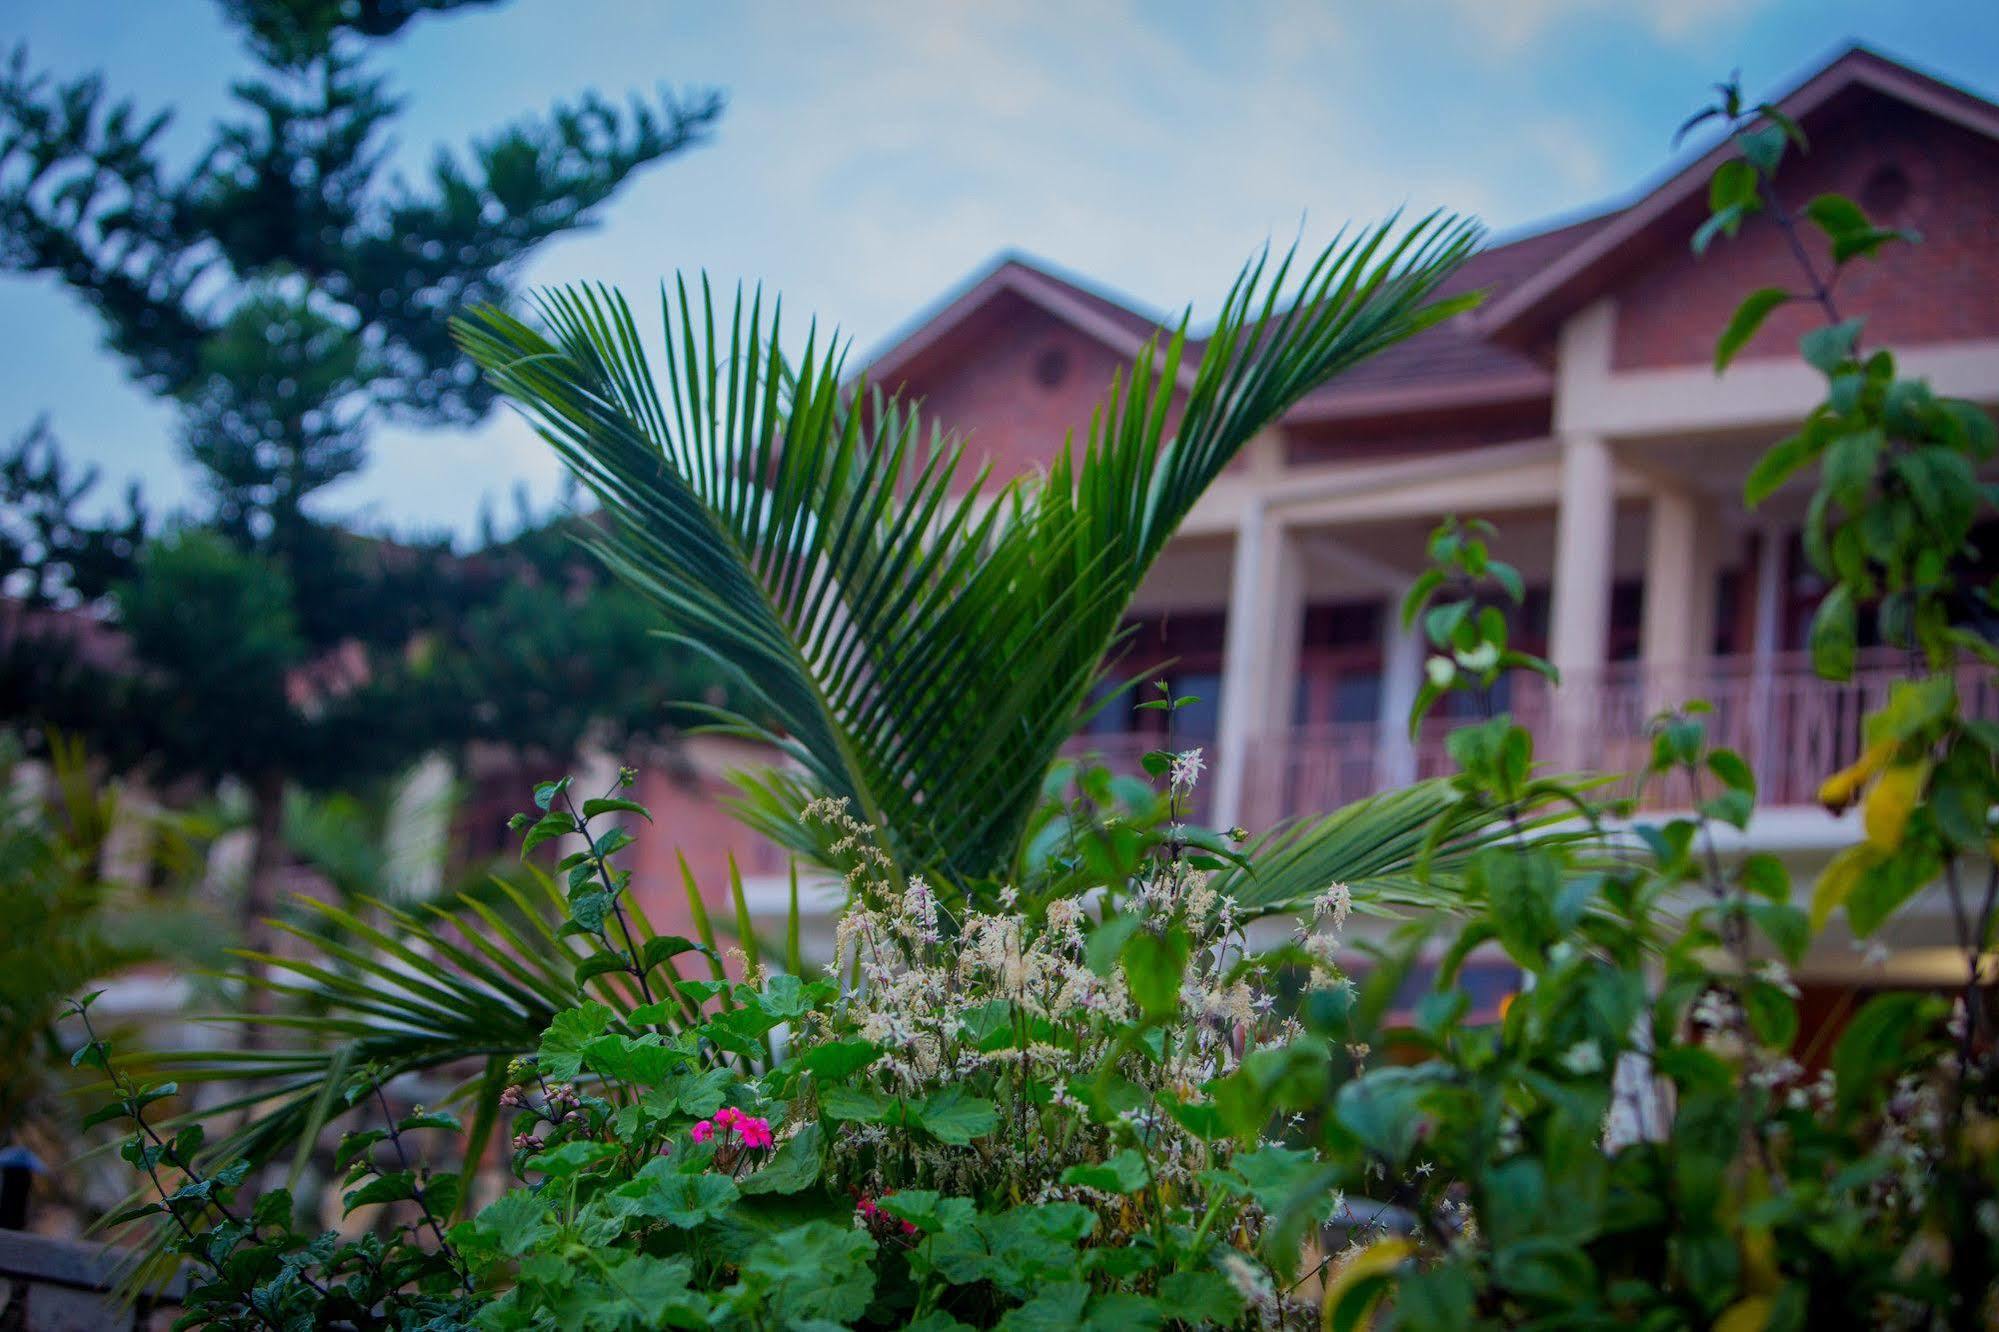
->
[1816, 739, 1896, 814]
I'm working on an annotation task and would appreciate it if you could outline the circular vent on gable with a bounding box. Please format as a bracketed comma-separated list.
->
[1861, 163, 1912, 221]
[1033, 344, 1071, 390]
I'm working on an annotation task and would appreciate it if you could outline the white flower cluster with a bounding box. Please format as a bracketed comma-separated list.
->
[796, 796, 1349, 1219]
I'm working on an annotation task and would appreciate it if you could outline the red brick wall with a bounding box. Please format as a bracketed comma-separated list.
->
[1613, 97, 1999, 370]
[894, 293, 1176, 488]
[625, 762, 784, 976]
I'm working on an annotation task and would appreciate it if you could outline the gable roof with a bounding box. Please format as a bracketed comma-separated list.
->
[1285, 210, 1621, 424]
[856, 46, 1999, 427]
[1479, 45, 1999, 347]
[856, 252, 1189, 394]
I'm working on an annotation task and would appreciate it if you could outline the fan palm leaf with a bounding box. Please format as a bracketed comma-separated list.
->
[452, 215, 1485, 888]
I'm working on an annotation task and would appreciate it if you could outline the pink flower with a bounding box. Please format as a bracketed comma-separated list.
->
[713, 1106, 745, 1128]
[690, 1119, 714, 1144]
[857, 1197, 880, 1219]
[739, 1116, 774, 1149]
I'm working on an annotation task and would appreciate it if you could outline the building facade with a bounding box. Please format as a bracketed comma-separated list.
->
[636, 48, 1999, 994]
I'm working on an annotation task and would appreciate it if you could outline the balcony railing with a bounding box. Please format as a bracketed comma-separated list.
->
[1080, 651, 1997, 827]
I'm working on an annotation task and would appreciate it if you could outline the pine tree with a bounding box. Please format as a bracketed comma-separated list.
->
[0, 1, 722, 963]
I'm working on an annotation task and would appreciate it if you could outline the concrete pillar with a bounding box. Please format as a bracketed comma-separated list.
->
[1376, 592, 1424, 789]
[1548, 434, 1617, 769]
[1639, 483, 1718, 708]
[1747, 524, 1788, 776]
[1549, 434, 1617, 681]
[1212, 502, 1306, 830]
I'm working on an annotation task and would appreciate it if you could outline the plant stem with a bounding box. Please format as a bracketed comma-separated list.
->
[563, 787, 657, 1009]
[373, 1082, 473, 1292]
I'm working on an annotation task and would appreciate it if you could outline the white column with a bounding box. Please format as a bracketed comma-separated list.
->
[1747, 524, 1787, 776]
[1639, 483, 1718, 708]
[1549, 434, 1617, 681]
[1548, 434, 1617, 769]
[1212, 502, 1305, 830]
[1376, 594, 1423, 789]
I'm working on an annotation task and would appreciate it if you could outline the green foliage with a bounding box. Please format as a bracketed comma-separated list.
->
[82, 67, 1999, 1329]
[0, 735, 216, 1152]
[77, 996, 480, 1329]
[454, 216, 1483, 891]
[0, 2, 726, 927]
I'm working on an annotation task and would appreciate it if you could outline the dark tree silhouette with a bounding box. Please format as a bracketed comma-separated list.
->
[0, 0, 723, 966]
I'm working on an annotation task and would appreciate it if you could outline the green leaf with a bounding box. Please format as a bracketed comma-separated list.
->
[1705, 748, 1755, 797]
[1744, 431, 1812, 505]
[1157, 1272, 1245, 1327]
[334, 1128, 388, 1171]
[740, 1219, 878, 1325]
[879, 1189, 978, 1234]
[916, 1086, 999, 1145]
[797, 1038, 879, 1081]
[640, 934, 704, 975]
[738, 1123, 823, 1195]
[617, 1157, 739, 1226]
[342, 1169, 415, 1214]
[573, 950, 630, 986]
[999, 1282, 1091, 1330]
[1748, 902, 1809, 965]
[1743, 982, 1799, 1049]
[1693, 203, 1747, 256]
[466, 1189, 556, 1258]
[757, 971, 811, 1018]
[820, 1085, 894, 1123]
[569, 889, 610, 934]
[1823, 428, 1884, 506]
[1059, 1148, 1150, 1194]
[1737, 853, 1790, 903]
[1476, 845, 1560, 967]
[1708, 158, 1759, 212]
[538, 1001, 616, 1081]
[1121, 926, 1190, 1019]
[1714, 287, 1790, 370]
[1335, 1069, 1434, 1164]
[524, 1139, 617, 1177]
[581, 796, 652, 822]
[600, 1253, 708, 1328]
[1833, 992, 1939, 1114]
[1807, 584, 1857, 682]
[519, 811, 575, 859]
[1800, 318, 1865, 374]
[1086, 913, 1143, 977]
[1803, 192, 1869, 242]
[1736, 123, 1787, 173]
[397, 1109, 463, 1134]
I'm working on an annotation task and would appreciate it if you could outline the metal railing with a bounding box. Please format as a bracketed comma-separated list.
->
[1082, 651, 1997, 826]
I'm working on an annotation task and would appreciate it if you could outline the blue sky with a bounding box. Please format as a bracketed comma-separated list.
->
[7, 0, 1999, 540]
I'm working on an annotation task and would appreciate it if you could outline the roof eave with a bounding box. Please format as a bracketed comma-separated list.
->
[1479, 46, 1999, 348]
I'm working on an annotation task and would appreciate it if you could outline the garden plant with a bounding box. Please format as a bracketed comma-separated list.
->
[72, 77, 1999, 1329]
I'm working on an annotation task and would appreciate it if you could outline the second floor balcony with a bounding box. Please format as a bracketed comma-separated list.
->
[1067, 650, 1998, 831]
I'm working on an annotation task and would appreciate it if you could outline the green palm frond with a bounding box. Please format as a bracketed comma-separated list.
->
[453, 215, 1484, 887]
[1215, 778, 1566, 918]
[120, 872, 646, 1186]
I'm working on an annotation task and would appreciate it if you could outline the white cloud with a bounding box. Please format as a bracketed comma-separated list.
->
[1434, 0, 1750, 54]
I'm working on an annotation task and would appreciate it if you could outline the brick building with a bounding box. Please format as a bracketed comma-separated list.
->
[633, 47, 1997, 995]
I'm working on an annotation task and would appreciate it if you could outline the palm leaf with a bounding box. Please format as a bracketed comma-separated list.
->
[452, 215, 1484, 888]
